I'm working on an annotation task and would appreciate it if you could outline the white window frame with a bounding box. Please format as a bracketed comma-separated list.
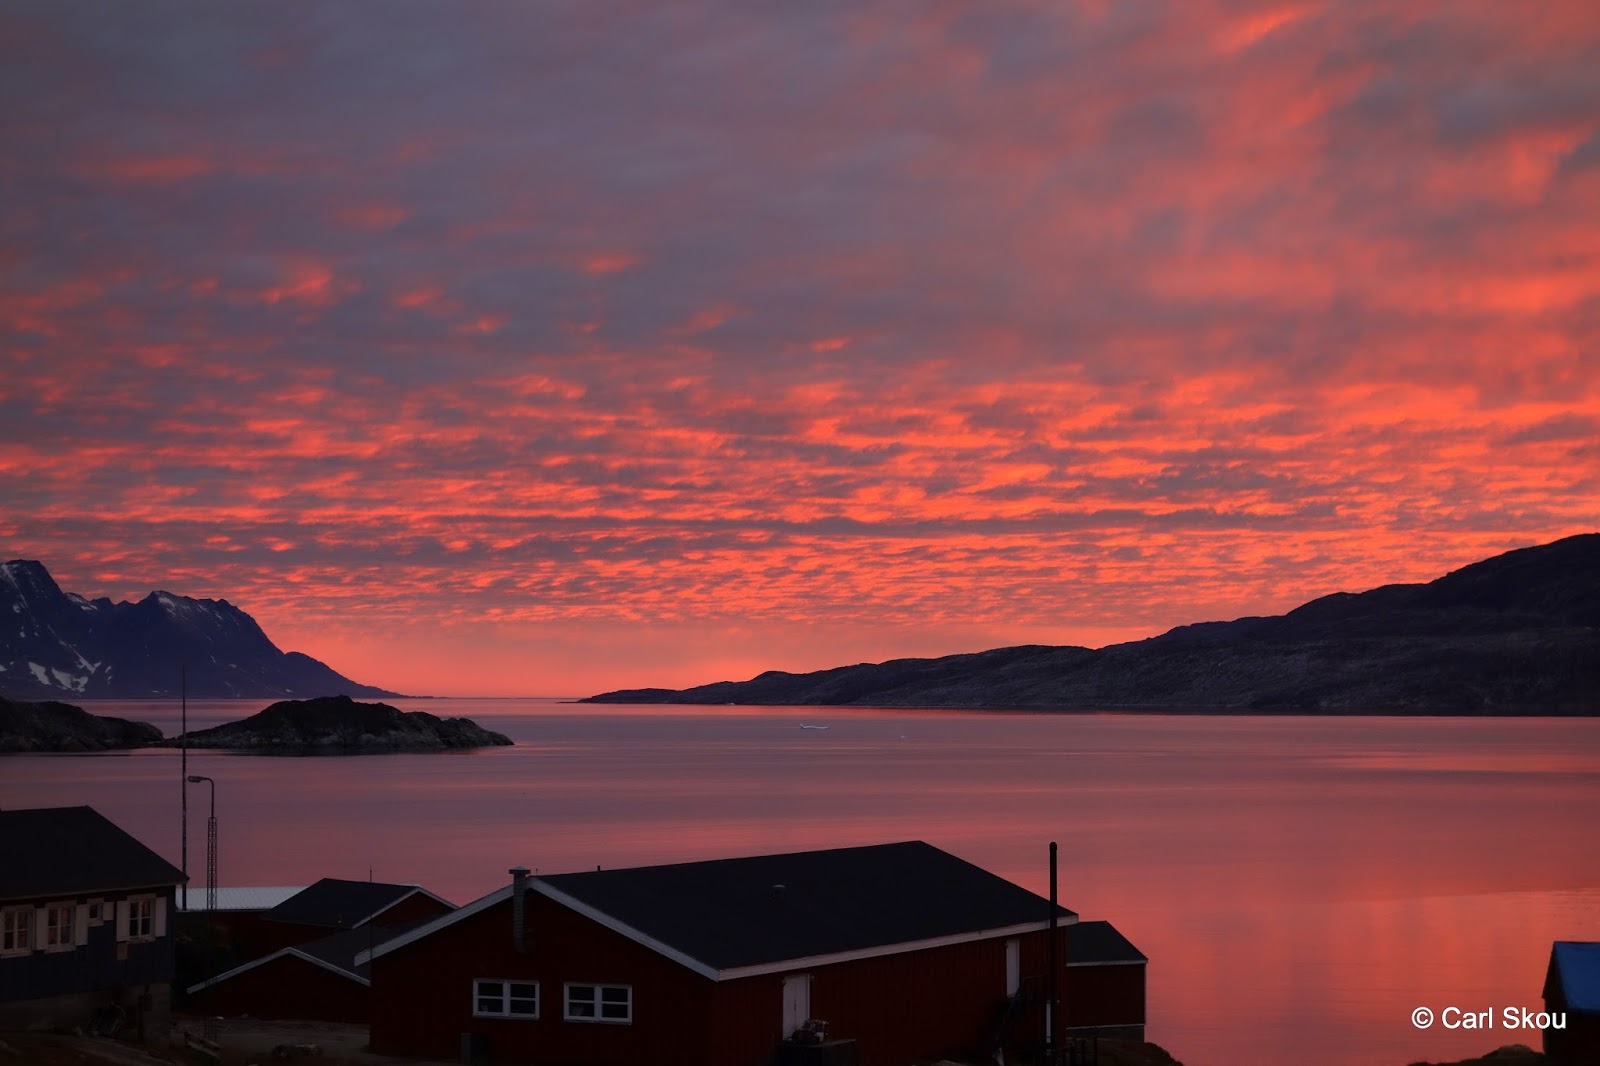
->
[564, 983, 632, 1024]
[472, 978, 539, 1019]
[42, 902, 74, 952]
[127, 895, 155, 942]
[0, 906, 31, 955]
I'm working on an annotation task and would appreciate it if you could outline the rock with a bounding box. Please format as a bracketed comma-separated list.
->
[165, 695, 513, 754]
[0, 696, 162, 753]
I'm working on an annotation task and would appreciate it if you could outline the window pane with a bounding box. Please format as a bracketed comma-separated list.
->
[509, 999, 537, 1016]
[601, 987, 628, 1003]
[477, 998, 501, 1014]
[477, 981, 504, 996]
[510, 983, 536, 999]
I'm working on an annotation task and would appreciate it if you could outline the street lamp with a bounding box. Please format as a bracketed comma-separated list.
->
[186, 775, 217, 913]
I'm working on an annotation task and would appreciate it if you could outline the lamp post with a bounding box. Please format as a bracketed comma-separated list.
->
[186, 775, 217, 913]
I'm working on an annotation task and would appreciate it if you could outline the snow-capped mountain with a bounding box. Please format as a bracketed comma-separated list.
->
[0, 560, 403, 700]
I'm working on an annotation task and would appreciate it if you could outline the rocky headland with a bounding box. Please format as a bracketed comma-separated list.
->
[0, 695, 163, 753]
[585, 533, 1600, 714]
[164, 695, 513, 753]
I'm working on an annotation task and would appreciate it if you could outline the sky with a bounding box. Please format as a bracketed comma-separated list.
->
[3, 1, 1598, 697]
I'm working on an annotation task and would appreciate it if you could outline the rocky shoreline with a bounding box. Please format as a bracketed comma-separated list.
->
[164, 695, 513, 754]
[0, 695, 163, 752]
[0, 695, 512, 755]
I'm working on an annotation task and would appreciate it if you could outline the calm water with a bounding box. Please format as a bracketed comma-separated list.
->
[4, 699, 1598, 1066]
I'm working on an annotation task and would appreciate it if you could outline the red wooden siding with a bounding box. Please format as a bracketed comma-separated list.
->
[190, 955, 368, 1023]
[710, 930, 1060, 1066]
[1063, 963, 1145, 1030]
[370, 891, 454, 927]
[373, 897, 1081, 1066]
[370, 891, 716, 1066]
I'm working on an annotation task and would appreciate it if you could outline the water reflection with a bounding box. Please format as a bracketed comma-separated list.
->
[3, 701, 1597, 1066]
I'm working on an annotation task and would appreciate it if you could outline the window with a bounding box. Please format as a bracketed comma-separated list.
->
[0, 907, 30, 955]
[43, 904, 73, 950]
[473, 979, 539, 1019]
[565, 983, 632, 1024]
[128, 896, 154, 941]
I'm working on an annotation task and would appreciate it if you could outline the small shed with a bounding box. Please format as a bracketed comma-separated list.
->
[1062, 921, 1146, 1040]
[1544, 941, 1600, 1065]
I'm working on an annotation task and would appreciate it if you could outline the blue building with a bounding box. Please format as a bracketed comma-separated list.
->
[0, 806, 183, 1037]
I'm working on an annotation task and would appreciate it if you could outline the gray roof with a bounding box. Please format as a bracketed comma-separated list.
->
[538, 840, 1075, 972]
[0, 806, 184, 899]
[1064, 920, 1146, 965]
[176, 886, 306, 913]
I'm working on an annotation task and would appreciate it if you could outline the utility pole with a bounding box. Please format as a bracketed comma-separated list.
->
[180, 664, 188, 911]
[1047, 841, 1058, 1062]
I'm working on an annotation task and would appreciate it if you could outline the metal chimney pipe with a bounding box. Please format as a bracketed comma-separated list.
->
[510, 867, 530, 953]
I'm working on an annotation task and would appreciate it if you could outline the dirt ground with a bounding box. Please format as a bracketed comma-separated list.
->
[0, 1019, 458, 1066]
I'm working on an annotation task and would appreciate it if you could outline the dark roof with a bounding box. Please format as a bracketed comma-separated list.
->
[264, 877, 437, 929]
[1551, 942, 1600, 1014]
[188, 920, 427, 994]
[0, 806, 184, 900]
[538, 840, 1075, 972]
[1065, 920, 1146, 965]
[294, 920, 431, 981]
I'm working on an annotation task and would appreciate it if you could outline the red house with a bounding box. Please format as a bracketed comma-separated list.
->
[185, 879, 455, 1022]
[186, 923, 414, 1023]
[364, 841, 1145, 1066]
[252, 877, 454, 955]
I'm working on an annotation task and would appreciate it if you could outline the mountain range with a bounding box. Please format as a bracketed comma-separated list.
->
[584, 533, 1600, 714]
[0, 560, 401, 700]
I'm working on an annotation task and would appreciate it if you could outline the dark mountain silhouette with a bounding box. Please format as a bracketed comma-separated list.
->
[584, 534, 1600, 714]
[0, 560, 403, 700]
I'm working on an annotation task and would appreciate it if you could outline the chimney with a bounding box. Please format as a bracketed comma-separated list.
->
[510, 867, 530, 954]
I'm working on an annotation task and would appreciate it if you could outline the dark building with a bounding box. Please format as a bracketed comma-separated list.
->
[1545, 941, 1600, 1066]
[364, 840, 1145, 1066]
[0, 806, 184, 1036]
[1062, 921, 1146, 1040]
[251, 877, 454, 956]
[187, 922, 420, 1023]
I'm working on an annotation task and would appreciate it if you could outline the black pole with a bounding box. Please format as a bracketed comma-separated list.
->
[181, 664, 188, 911]
[1047, 840, 1058, 1060]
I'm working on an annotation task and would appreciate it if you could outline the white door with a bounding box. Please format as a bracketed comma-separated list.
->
[1005, 938, 1020, 997]
[781, 973, 811, 1038]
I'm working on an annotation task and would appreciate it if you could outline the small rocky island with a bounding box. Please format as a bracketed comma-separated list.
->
[0, 695, 163, 753]
[165, 695, 513, 754]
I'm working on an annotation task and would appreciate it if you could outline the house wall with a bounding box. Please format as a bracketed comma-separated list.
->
[1063, 962, 1146, 1040]
[190, 956, 369, 1023]
[710, 927, 1062, 1066]
[371, 891, 716, 1066]
[371, 892, 455, 928]
[0, 885, 176, 1036]
[373, 895, 1090, 1066]
[1543, 981, 1600, 1066]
